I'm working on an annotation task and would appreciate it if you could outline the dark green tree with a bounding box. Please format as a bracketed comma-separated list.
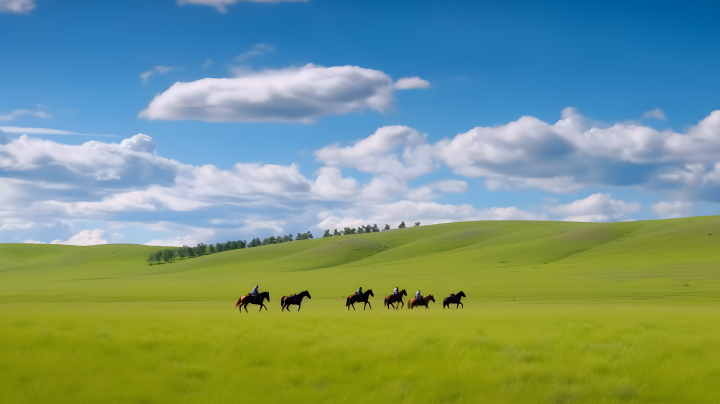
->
[372, 224, 379, 232]
[147, 252, 157, 265]
[333, 229, 341, 236]
[208, 244, 216, 253]
[384, 224, 390, 231]
[196, 243, 207, 256]
[154, 250, 163, 262]
[215, 243, 224, 253]
[162, 249, 174, 262]
[414, 222, 420, 227]
[306, 231, 313, 239]
[176, 247, 186, 258]
[399, 221, 406, 229]
[323, 229, 331, 238]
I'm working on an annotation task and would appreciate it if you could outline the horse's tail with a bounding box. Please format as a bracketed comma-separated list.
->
[383, 297, 387, 307]
[234, 297, 242, 308]
[281, 296, 286, 307]
[346, 296, 350, 306]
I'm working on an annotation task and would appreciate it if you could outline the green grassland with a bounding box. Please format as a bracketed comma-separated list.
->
[1, 217, 718, 403]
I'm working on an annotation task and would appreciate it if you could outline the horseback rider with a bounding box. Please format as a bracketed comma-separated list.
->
[250, 284, 259, 303]
[355, 286, 363, 299]
[392, 287, 399, 295]
[415, 290, 423, 305]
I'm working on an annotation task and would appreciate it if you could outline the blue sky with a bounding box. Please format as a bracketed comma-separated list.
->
[1, 0, 718, 246]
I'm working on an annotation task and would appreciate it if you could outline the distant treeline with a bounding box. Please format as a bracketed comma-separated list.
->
[146, 221, 419, 264]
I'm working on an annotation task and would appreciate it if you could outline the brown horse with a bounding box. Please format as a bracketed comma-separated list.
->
[234, 291, 270, 313]
[281, 290, 311, 312]
[346, 289, 374, 311]
[409, 294, 435, 309]
[384, 289, 407, 310]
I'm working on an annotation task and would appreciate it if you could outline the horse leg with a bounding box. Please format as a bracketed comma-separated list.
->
[297, 303, 301, 312]
[243, 303, 249, 313]
[460, 302, 463, 308]
[351, 302, 356, 311]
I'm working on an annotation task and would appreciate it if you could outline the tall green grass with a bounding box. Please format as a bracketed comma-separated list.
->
[1, 217, 718, 403]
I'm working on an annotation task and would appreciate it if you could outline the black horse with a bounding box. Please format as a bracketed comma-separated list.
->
[346, 289, 374, 310]
[443, 291, 466, 309]
[281, 290, 311, 312]
[384, 289, 407, 310]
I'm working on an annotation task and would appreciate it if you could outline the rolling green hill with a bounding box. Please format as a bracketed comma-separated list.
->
[1, 217, 718, 403]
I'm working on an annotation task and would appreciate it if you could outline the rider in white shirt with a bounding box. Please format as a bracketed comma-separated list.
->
[415, 290, 423, 303]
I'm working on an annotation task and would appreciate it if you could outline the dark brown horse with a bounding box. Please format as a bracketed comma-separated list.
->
[443, 291, 466, 309]
[281, 290, 311, 312]
[409, 294, 435, 309]
[346, 289, 374, 310]
[384, 289, 407, 310]
[234, 291, 270, 313]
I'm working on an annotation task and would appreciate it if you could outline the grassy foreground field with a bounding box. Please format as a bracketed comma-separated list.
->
[1, 217, 718, 403]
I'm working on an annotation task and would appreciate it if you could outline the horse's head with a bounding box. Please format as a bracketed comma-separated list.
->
[367, 289, 374, 297]
[458, 291, 466, 297]
[401, 289, 407, 296]
[428, 295, 435, 302]
[263, 291, 270, 302]
[303, 290, 312, 299]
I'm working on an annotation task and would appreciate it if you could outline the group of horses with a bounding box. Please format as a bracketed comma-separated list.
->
[234, 289, 466, 313]
[346, 289, 466, 311]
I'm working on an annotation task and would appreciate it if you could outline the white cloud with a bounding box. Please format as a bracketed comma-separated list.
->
[319, 109, 720, 199]
[50, 229, 108, 246]
[235, 43, 274, 62]
[316, 200, 545, 231]
[145, 227, 216, 247]
[0, 0, 35, 13]
[177, 0, 306, 13]
[139, 64, 413, 123]
[651, 201, 692, 219]
[315, 125, 436, 179]
[23, 239, 45, 244]
[0, 218, 34, 232]
[140, 66, 177, 84]
[643, 108, 667, 121]
[0, 126, 116, 137]
[550, 193, 641, 222]
[395, 76, 431, 90]
[0, 107, 52, 121]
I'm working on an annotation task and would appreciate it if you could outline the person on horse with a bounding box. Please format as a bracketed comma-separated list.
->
[392, 287, 399, 296]
[415, 290, 423, 305]
[355, 287, 363, 299]
[250, 285, 259, 303]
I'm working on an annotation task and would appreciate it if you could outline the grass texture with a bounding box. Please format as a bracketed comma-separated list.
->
[1, 217, 718, 403]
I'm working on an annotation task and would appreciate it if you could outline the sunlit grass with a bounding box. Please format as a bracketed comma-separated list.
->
[1, 217, 718, 403]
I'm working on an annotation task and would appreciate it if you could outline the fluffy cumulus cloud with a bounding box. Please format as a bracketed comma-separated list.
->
[316, 125, 436, 180]
[0, 0, 35, 13]
[177, 0, 306, 13]
[139, 64, 429, 123]
[3, 108, 719, 244]
[320, 109, 720, 200]
[550, 193, 641, 222]
[50, 229, 108, 246]
[651, 201, 693, 219]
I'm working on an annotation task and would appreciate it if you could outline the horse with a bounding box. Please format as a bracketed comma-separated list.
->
[281, 290, 311, 312]
[234, 291, 270, 313]
[384, 289, 407, 310]
[346, 289, 374, 311]
[443, 291, 466, 309]
[409, 294, 435, 309]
